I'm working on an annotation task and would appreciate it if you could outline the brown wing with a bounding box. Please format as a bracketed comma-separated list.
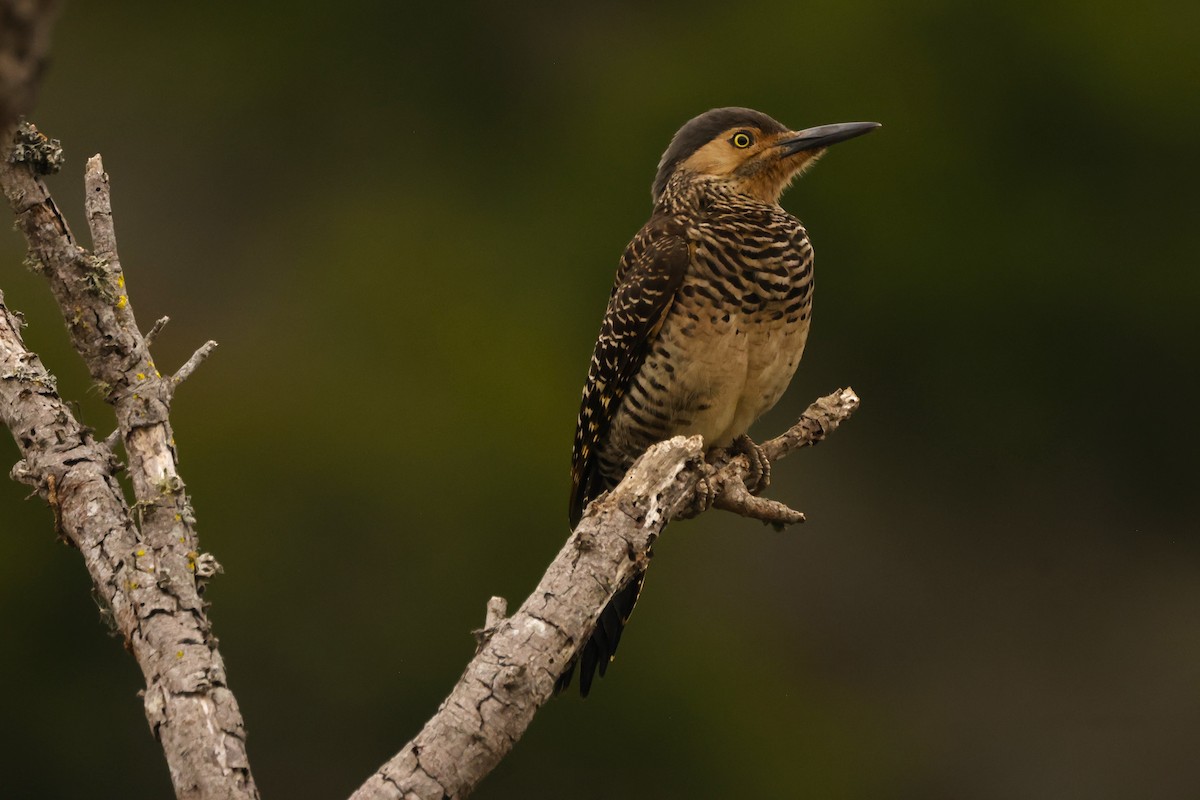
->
[569, 214, 690, 528]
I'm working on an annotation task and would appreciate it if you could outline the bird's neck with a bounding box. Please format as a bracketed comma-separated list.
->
[657, 173, 783, 216]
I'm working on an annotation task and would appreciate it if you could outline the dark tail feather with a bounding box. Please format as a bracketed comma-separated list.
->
[553, 570, 646, 697]
[579, 638, 601, 696]
[554, 657, 575, 694]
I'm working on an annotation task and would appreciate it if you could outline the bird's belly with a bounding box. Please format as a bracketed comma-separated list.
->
[658, 308, 810, 449]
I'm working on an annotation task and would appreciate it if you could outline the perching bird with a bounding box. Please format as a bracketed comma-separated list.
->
[561, 107, 879, 696]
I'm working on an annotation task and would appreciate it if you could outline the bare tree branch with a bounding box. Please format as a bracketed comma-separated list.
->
[145, 314, 171, 348]
[1, 115, 859, 800]
[2, 8, 863, 797]
[171, 339, 219, 393]
[710, 387, 861, 526]
[1, 130, 259, 800]
[351, 388, 860, 800]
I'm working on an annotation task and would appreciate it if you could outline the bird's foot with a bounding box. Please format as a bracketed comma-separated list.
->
[732, 434, 771, 495]
[679, 470, 718, 520]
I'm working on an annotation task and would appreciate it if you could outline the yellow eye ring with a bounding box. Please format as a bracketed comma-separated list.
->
[731, 131, 753, 149]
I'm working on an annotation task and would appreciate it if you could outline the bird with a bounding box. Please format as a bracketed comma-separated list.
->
[560, 107, 879, 696]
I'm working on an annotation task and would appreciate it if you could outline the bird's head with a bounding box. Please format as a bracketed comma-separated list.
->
[652, 107, 880, 205]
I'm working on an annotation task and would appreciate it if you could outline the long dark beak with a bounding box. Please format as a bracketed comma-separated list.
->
[778, 121, 881, 156]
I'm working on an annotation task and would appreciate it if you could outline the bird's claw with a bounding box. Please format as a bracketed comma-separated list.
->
[680, 472, 717, 519]
[732, 434, 771, 495]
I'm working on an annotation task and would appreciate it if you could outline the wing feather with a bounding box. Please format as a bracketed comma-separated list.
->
[569, 215, 690, 528]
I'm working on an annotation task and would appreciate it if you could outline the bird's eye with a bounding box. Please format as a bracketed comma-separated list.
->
[731, 131, 754, 149]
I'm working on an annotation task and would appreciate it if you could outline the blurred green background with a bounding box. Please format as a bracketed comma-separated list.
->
[2, 1, 1199, 797]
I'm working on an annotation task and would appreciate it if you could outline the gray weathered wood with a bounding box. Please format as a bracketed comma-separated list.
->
[351, 388, 860, 800]
[1, 135, 259, 800]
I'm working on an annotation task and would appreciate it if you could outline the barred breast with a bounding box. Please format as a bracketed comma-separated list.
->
[596, 197, 813, 487]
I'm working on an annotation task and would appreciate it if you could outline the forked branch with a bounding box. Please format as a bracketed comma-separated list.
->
[351, 388, 859, 800]
[1, 126, 258, 800]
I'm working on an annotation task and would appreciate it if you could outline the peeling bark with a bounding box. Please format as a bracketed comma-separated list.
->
[351, 388, 860, 800]
[1, 131, 259, 800]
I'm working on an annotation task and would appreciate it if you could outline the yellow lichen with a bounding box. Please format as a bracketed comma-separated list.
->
[117, 295, 127, 309]
[176, 650, 184, 659]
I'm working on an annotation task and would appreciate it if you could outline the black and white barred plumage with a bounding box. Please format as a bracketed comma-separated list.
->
[562, 107, 877, 696]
